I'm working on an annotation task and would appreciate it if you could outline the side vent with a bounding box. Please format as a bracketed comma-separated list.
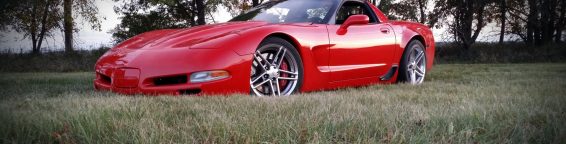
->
[380, 65, 398, 81]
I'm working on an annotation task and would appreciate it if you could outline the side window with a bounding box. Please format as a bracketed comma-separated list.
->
[335, 1, 377, 25]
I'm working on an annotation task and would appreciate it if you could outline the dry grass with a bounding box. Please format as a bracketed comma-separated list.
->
[1, 64, 565, 143]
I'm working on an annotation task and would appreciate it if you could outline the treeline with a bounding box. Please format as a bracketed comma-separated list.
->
[1, 0, 565, 55]
[373, 0, 566, 49]
[110, 0, 266, 43]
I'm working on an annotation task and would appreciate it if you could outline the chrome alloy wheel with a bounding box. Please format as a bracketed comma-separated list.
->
[250, 44, 300, 96]
[407, 45, 426, 84]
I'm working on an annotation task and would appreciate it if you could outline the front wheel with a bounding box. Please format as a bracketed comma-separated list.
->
[250, 37, 303, 96]
[398, 40, 427, 85]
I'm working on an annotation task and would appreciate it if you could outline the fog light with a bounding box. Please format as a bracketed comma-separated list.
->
[190, 70, 229, 83]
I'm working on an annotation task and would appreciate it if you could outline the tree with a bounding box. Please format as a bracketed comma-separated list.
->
[63, 0, 102, 53]
[385, 0, 446, 28]
[433, 0, 495, 50]
[250, 0, 264, 7]
[388, 0, 430, 23]
[5, 0, 61, 54]
[507, 0, 564, 45]
[0, 0, 17, 31]
[112, 0, 226, 43]
[374, 0, 397, 20]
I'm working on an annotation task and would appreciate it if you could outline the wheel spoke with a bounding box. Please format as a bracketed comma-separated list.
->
[269, 80, 276, 96]
[273, 46, 283, 65]
[253, 79, 270, 88]
[276, 49, 287, 67]
[415, 69, 424, 77]
[279, 76, 297, 80]
[279, 69, 297, 75]
[410, 71, 417, 83]
[253, 59, 267, 72]
[255, 51, 270, 67]
[415, 51, 424, 64]
[275, 78, 281, 96]
[251, 72, 267, 83]
[416, 66, 425, 75]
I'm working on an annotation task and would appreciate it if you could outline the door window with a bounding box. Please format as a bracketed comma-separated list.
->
[335, 1, 377, 24]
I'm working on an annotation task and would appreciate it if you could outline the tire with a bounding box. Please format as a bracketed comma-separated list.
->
[398, 40, 427, 84]
[250, 37, 303, 96]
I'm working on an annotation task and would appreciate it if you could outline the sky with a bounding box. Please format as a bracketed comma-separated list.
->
[0, 1, 476, 53]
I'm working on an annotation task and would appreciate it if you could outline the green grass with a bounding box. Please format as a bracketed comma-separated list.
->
[1, 64, 565, 143]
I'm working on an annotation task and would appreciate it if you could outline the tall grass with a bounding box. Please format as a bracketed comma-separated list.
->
[1, 64, 565, 143]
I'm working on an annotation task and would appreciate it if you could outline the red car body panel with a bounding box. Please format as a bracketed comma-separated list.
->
[94, 0, 435, 95]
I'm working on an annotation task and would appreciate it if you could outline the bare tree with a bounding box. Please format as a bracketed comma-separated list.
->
[8, 0, 61, 54]
[434, 0, 494, 50]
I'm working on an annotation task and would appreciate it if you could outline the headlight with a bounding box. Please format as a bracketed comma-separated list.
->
[190, 70, 230, 83]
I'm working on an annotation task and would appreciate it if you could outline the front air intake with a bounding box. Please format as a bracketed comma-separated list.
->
[99, 73, 112, 84]
[153, 75, 188, 86]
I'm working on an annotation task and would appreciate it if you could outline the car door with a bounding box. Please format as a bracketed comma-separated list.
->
[327, 1, 396, 82]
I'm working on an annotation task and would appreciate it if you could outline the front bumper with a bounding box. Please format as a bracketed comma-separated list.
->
[94, 48, 252, 95]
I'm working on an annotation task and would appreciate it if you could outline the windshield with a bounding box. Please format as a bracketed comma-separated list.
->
[230, 0, 339, 24]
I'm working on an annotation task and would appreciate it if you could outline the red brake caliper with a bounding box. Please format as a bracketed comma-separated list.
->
[279, 60, 289, 90]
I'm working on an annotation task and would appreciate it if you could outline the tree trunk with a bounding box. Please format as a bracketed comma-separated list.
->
[252, 0, 260, 7]
[64, 0, 73, 52]
[556, 0, 566, 42]
[540, 0, 558, 45]
[30, 3, 39, 54]
[526, 0, 538, 45]
[499, 0, 506, 44]
[37, 0, 51, 52]
[418, 0, 426, 23]
[31, 36, 38, 54]
[196, 0, 206, 25]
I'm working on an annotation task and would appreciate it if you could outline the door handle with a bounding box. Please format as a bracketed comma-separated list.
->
[380, 28, 390, 34]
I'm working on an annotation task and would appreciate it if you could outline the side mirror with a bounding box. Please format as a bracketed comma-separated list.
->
[337, 15, 370, 35]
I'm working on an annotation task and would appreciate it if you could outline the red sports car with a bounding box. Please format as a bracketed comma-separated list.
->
[94, 0, 435, 96]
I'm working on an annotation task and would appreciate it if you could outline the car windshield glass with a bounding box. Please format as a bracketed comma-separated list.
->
[230, 0, 338, 24]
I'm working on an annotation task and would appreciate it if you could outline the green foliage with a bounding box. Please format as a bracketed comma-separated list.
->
[111, 0, 235, 44]
[0, 64, 565, 143]
[110, 11, 186, 43]
[71, 0, 102, 31]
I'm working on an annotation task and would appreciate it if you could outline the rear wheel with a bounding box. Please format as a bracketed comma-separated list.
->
[250, 37, 303, 96]
[398, 40, 427, 84]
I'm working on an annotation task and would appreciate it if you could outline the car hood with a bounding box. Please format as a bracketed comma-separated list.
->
[113, 21, 269, 50]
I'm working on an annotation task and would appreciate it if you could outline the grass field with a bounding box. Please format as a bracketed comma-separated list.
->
[1, 64, 565, 143]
